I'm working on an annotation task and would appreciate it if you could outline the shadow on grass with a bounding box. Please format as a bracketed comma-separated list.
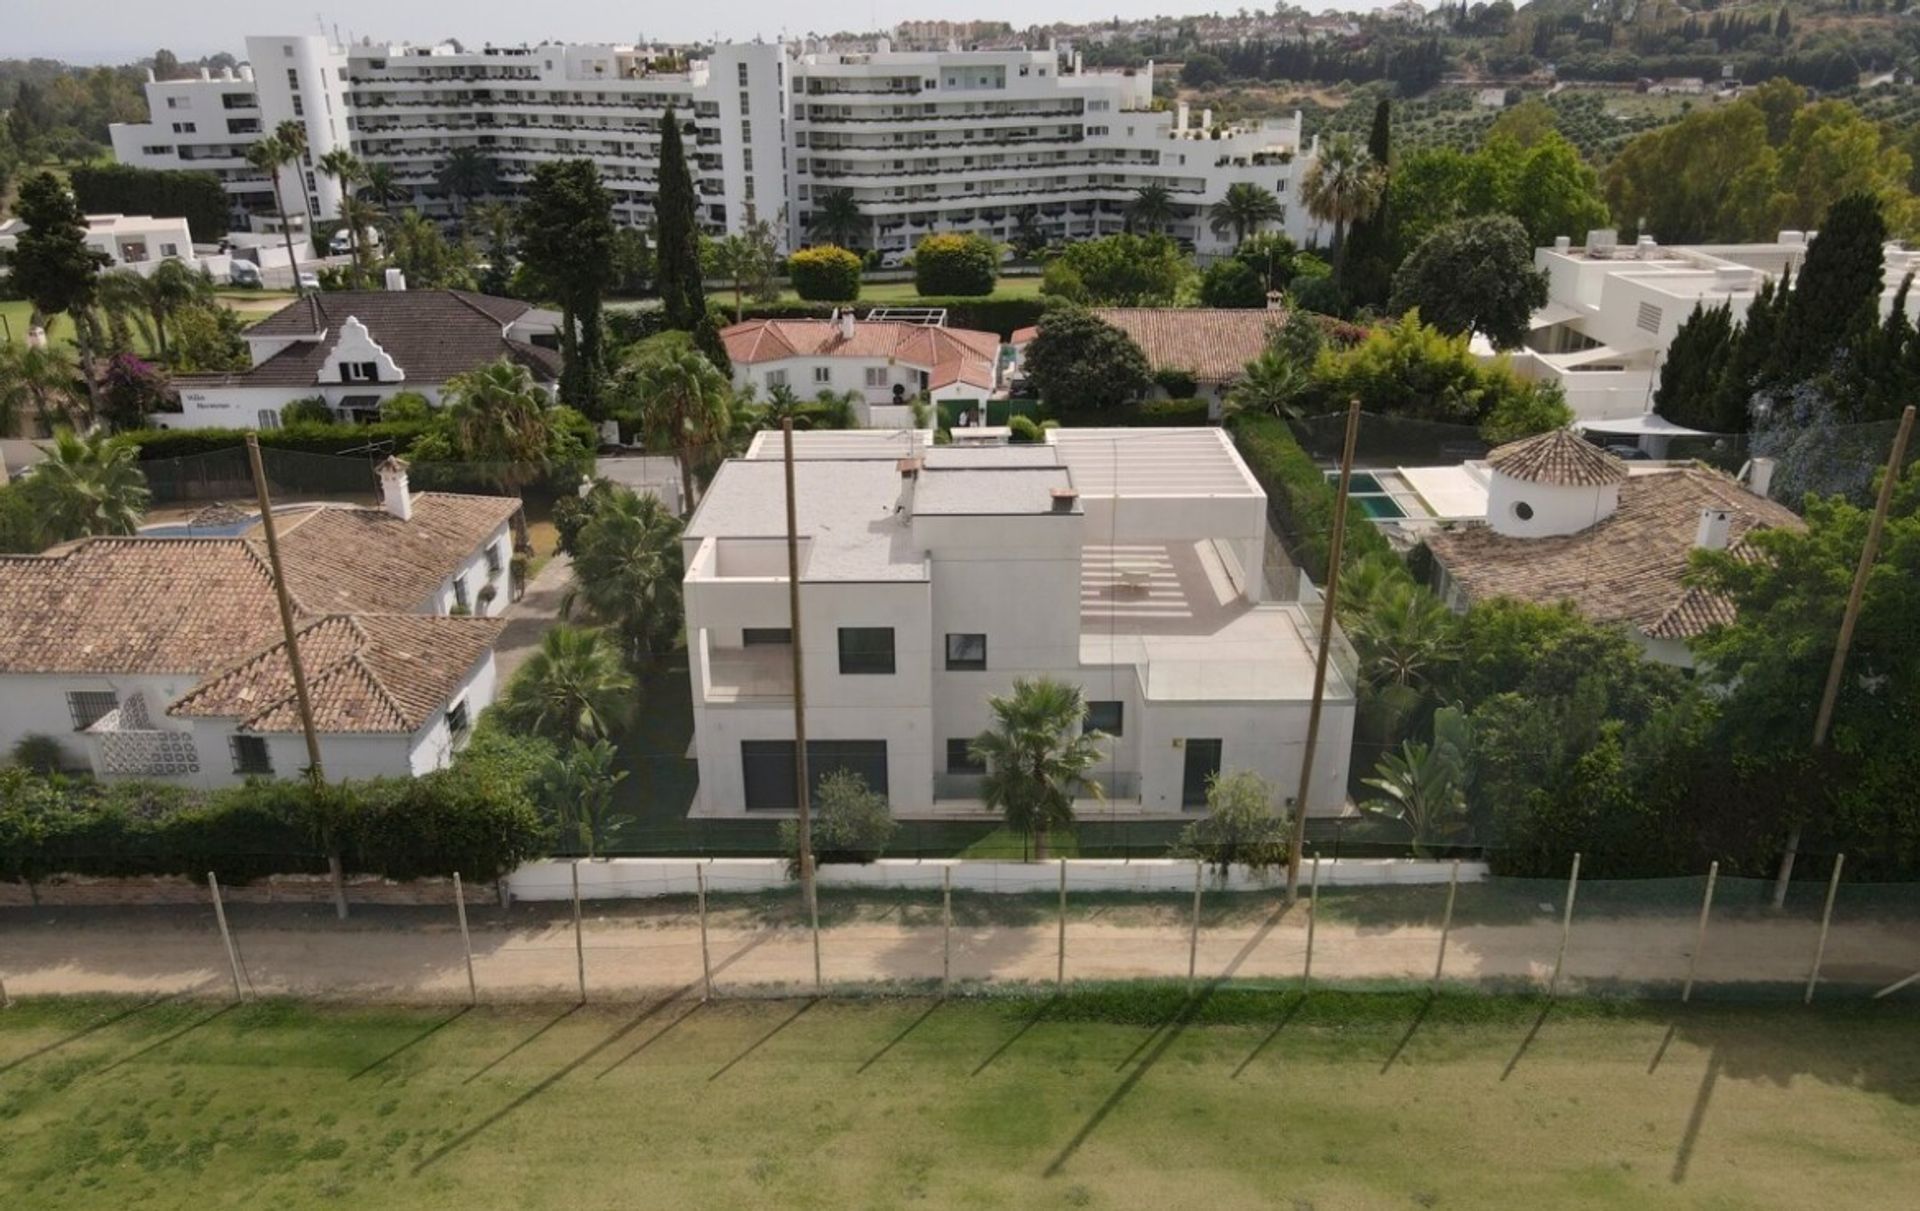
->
[462, 1004, 581, 1086]
[1500, 1003, 1553, 1082]
[94, 1003, 237, 1077]
[709, 997, 816, 1082]
[1670, 1050, 1722, 1184]
[350, 1006, 471, 1081]
[0, 993, 186, 1076]
[1379, 993, 1433, 1074]
[1229, 994, 1305, 1080]
[973, 998, 1052, 1077]
[596, 999, 702, 1079]
[858, 1000, 942, 1074]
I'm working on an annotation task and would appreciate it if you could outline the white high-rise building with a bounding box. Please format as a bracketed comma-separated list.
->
[112, 36, 1326, 255]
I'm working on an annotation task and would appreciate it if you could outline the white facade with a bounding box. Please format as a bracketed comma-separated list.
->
[1493, 231, 1920, 427]
[111, 36, 1329, 255]
[0, 213, 199, 276]
[681, 428, 1354, 821]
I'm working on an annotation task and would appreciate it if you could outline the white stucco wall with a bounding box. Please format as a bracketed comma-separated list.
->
[433, 522, 515, 616]
[0, 672, 200, 772]
[1486, 472, 1620, 539]
[408, 651, 502, 774]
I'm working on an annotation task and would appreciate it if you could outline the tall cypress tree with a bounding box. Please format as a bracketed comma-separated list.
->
[1340, 99, 1395, 307]
[1775, 192, 1887, 382]
[653, 106, 730, 372]
[1654, 302, 1739, 431]
[517, 159, 616, 412]
[1711, 267, 1788, 428]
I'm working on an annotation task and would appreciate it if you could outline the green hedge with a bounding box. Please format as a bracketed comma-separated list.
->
[117, 420, 433, 461]
[1228, 413, 1399, 583]
[70, 163, 230, 243]
[717, 295, 1053, 339]
[787, 245, 863, 302]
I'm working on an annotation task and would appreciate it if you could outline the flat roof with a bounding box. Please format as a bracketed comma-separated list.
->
[1047, 428, 1262, 499]
[914, 466, 1075, 516]
[686, 460, 928, 582]
[743, 430, 925, 461]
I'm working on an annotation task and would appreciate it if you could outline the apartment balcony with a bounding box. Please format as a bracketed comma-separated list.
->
[800, 106, 1084, 127]
[703, 645, 795, 704]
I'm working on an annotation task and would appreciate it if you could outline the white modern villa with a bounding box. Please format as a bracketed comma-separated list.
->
[0, 212, 199, 276]
[1491, 229, 1920, 434]
[0, 460, 520, 785]
[680, 428, 1354, 818]
[111, 34, 1329, 255]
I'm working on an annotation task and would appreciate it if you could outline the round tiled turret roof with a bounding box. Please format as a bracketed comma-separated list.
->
[1487, 429, 1628, 487]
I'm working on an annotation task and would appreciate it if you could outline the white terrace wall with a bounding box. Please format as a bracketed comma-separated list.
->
[506, 857, 1488, 901]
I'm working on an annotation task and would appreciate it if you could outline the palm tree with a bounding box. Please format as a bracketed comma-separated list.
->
[499, 626, 636, 745]
[535, 738, 629, 858]
[1008, 206, 1047, 260]
[561, 487, 686, 667]
[20, 428, 151, 545]
[246, 135, 307, 294]
[359, 162, 406, 216]
[336, 195, 384, 286]
[969, 676, 1108, 859]
[0, 342, 82, 435]
[1224, 346, 1312, 422]
[1347, 579, 1458, 695]
[1208, 182, 1287, 247]
[436, 147, 499, 220]
[141, 259, 207, 361]
[317, 148, 366, 278]
[1299, 137, 1386, 283]
[1360, 708, 1471, 855]
[273, 119, 318, 255]
[808, 188, 868, 250]
[439, 359, 555, 490]
[90, 271, 155, 354]
[1126, 183, 1177, 235]
[624, 338, 732, 515]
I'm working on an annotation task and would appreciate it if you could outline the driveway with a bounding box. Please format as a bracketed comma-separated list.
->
[495, 553, 573, 684]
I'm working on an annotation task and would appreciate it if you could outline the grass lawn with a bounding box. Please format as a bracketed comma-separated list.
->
[1, 292, 292, 356]
[2, 992, 1916, 1209]
[704, 274, 1044, 310]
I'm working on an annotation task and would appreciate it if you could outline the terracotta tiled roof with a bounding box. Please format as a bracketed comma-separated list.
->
[721, 318, 1001, 390]
[259, 494, 522, 614]
[1487, 429, 1629, 487]
[170, 614, 504, 733]
[1090, 308, 1287, 383]
[0, 539, 287, 675]
[1427, 466, 1804, 638]
[173, 289, 561, 390]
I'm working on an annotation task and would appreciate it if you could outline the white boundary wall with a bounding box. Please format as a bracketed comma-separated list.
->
[506, 857, 1488, 902]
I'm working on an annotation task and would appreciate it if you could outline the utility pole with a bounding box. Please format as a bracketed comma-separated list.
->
[246, 435, 345, 921]
[782, 420, 818, 925]
[1771, 404, 1914, 908]
[1286, 398, 1361, 904]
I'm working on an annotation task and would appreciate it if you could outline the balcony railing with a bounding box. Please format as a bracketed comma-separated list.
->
[705, 646, 795, 702]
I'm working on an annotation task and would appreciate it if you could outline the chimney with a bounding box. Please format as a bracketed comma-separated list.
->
[384, 267, 407, 291]
[1694, 507, 1732, 551]
[1176, 101, 1190, 133]
[1050, 487, 1079, 514]
[894, 457, 921, 518]
[1554, 235, 1571, 252]
[377, 456, 414, 521]
[836, 307, 854, 340]
[1744, 457, 1776, 499]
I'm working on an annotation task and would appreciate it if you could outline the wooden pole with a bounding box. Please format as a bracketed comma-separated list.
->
[696, 862, 713, 1002]
[781, 420, 819, 954]
[570, 860, 586, 1004]
[1187, 859, 1205, 994]
[1432, 857, 1460, 991]
[1775, 406, 1915, 908]
[1301, 853, 1321, 992]
[1871, 970, 1920, 1001]
[941, 864, 953, 999]
[0, 971, 9, 1010]
[453, 871, 477, 1007]
[1547, 852, 1581, 999]
[246, 434, 345, 923]
[1804, 853, 1845, 1006]
[1056, 858, 1068, 993]
[208, 872, 245, 1004]
[809, 871, 823, 994]
[1287, 397, 1362, 904]
[1681, 862, 1718, 1004]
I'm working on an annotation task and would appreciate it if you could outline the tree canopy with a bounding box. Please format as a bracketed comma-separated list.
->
[1022, 308, 1153, 412]
[1389, 214, 1548, 350]
[515, 159, 617, 412]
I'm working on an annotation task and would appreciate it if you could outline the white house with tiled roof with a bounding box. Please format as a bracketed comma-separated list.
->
[721, 310, 1003, 423]
[166, 289, 562, 430]
[0, 461, 520, 784]
[681, 427, 1353, 818]
[1424, 430, 1801, 667]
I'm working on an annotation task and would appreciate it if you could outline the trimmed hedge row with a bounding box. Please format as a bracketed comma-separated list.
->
[117, 420, 434, 462]
[1228, 413, 1399, 583]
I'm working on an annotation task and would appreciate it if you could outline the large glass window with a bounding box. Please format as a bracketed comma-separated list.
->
[1085, 700, 1124, 736]
[945, 633, 987, 671]
[741, 740, 889, 811]
[838, 627, 895, 675]
[946, 738, 984, 774]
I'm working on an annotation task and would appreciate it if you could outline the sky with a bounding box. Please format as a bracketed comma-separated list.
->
[12, 1, 1410, 64]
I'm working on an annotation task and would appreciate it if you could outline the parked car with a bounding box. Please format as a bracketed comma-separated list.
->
[227, 260, 263, 288]
[297, 271, 321, 291]
[879, 249, 911, 269]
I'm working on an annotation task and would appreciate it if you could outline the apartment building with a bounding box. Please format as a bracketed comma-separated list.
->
[112, 36, 1326, 256]
[681, 429, 1354, 819]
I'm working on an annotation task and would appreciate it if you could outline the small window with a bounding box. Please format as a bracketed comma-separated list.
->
[766, 369, 788, 388]
[230, 735, 274, 775]
[864, 367, 887, 388]
[67, 691, 119, 731]
[1085, 700, 1124, 736]
[485, 542, 505, 574]
[947, 738, 985, 774]
[1512, 501, 1535, 522]
[737, 62, 749, 86]
[743, 627, 793, 645]
[343, 360, 378, 383]
[287, 68, 299, 88]
[257, 409, 282, 430]
[813, 366, 832, 385]
[945, 633, 987, 671]
[446, 699, 470, 736]
[838, 627, 895, 675]
[452, 575, 470, 612]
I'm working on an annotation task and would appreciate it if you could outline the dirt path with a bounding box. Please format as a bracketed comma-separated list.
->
[494, 551, 572, 683]
[4, 903, 1914, 1002]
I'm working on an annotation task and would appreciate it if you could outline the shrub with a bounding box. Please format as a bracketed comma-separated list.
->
[1152, 368, 1199, 399]
[9, 735, 69, 775]
[1198, 258, 1269, 309]
[116, 420, 433, 461]
[787, 245, 863, 301]
[1229, 413, 1399, 582]
[1126, 398, 1212, 426]
[913, 232, 998, 296]
[1023, 307, 1153, 412]
[280, 397, 336, 426]
[778, 770, 898, 873]
[1171, 770, 1291, 875]
[380, 391, 433, 423]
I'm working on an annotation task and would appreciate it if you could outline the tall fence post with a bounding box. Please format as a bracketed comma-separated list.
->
[570, 860, 587, 1004]
[1187, 859, 1205, 995]
[1547, 852, 1582, 999]
[1682, 861, 1718, 1004]
[1056, 858, 1068, 993]
[1432, 857, 1460, 991]
[1805, 853, 1845, 1006]
[208, 872, 245, 1004]
[808, 873, 823, 995]
[0, 969, 10, 1009]
[696, 861, 713, 1003]
[941, 864, 953, 999]
[1301, 853, 1321, 993]
[453, 871, 478, 1007]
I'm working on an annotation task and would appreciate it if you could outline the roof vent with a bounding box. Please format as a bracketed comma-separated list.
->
[1695, 507, 1732, 551]
[1585, 229, 1618, 259]
[1050, 487, 1079, 513]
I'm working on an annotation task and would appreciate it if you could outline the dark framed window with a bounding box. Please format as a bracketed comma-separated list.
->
[230, 735, 274, 775]
[838, 627, 895, 675]
[66, 691, 119, 731]
[1181, 739, 1223, 808]
[1085, 701, 1124, 737]
[446, 699, 470, 736]
[485, 542, 504, 574]
[741, 739, 889, 811]
[452, 575, 470, 612]
[945, 633, 987, 671]
[946, 738, 985, 774]
[743, 627, 793, 645]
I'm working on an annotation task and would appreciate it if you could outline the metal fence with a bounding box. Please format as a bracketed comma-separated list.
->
[5, 855, 1917, 1009]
